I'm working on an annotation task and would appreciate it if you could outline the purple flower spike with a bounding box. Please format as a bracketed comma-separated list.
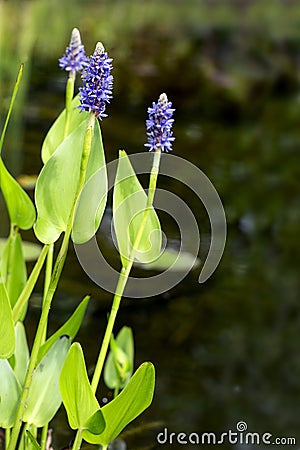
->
[59, 28, 87, 74]
[145, 93, 175, 153]
[78, 42, 113, 120]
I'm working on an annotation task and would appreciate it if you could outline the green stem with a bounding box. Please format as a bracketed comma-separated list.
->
[71, 429, 82, 450]
[0, 64, 23, 156]
[8, 113, 96, 450]
[90, 149, 162, 393]
[41, 243, 54, 343]
[40, 425, 48, 450]
[64, 73, 75, 139]
[5, 429, 11, 450]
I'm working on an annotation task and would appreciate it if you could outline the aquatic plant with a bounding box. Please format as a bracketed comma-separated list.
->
[0, 28, 177, 450]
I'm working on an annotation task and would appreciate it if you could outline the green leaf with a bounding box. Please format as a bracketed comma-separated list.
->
[23, 335, 70, 427]
[0, 282, 15, 358]
[59, 342, 105, 435]
[0, 359, 21, 428]
[34, 118, 107, 244]
[0, 158, 36, 229]
[38, 296, 90, 363]
[104, 327, 134, 390]
[139, 248, 200, 271]
[0, 238, 41, 262]
[41, 95, 88, 163]
[0, 232, 27, 309]
[83, 362, 155, 445]
[113, 151, 161, 267]
[13, 322, 29, 386]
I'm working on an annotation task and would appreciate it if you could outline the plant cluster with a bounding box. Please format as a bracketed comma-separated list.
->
[0, 28, 176, 450]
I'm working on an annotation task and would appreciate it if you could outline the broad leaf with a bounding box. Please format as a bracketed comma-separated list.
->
[0, 282, 15, 358]
[23, 336, 70, 427]
[13, 322, 29, 386]
[34, 118, 106, 244]
[0, 359, 21, 428]
[0, 158, 36, 229]
[38, 296, 90, 362]
[83, 362, 155, 445]
[41, 95, 88, 163]
[104, 327, 134, 390]
[59, 342, 105, 436]
[113, 151, 161, 267]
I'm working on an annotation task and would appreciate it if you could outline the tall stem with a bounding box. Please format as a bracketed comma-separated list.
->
[91, 149, 161, 392]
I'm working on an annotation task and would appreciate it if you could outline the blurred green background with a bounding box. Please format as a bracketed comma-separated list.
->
[1, 0, 300, 449]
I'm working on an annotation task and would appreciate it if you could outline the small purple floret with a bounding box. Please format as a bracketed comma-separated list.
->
[145, 93, 175, 152]
[78, 42, 113, 120]
[59, 28, 87, 74]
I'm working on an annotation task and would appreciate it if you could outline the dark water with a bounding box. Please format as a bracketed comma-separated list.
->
[1, 9, 300, 449]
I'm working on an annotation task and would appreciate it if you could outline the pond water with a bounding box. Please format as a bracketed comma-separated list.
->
[1, 4, 300, 448]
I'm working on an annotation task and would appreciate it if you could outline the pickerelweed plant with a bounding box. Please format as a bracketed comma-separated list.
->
[0, 28, 177, 450]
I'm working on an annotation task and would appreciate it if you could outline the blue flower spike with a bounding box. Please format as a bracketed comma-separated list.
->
[59, 28, 87, 75]
[145, 93, 175, 153]
[79, 42, 113, 120]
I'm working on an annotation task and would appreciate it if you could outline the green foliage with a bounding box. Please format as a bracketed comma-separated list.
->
[41, 95, 88, 163]
[113, 150, 161, 267]
[59, 343, 105, 437]
[34, 118, 107, 244]
[23, 336, 70, 427]
[0, 159, 36, 229]
[87, 362, 155, 445]
[104, 326, 134, 390]
[12, 322, 29, 386]
[0, 359, 21, 428]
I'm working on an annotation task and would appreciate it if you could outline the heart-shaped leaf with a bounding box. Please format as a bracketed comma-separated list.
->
[34, 118, 107, 244]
